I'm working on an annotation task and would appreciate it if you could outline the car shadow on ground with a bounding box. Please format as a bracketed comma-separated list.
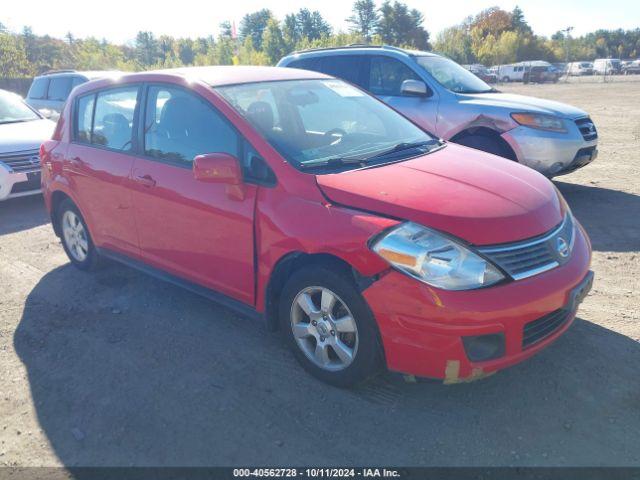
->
[556, 181, 640, 252]
[14, 262, 640, 467]
[0, 195, 49, 236]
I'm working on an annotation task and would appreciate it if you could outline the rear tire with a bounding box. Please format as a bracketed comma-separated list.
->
[57, 199, 101, 271]
[279, 265, 382, 387]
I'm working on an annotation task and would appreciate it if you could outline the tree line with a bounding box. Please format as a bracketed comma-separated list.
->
[1, 3, 639, 78]
[434, 6, 640, 66]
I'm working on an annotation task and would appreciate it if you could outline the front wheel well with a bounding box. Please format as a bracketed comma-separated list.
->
[450, 126, 518, 161]
[264, 253, 374, 332]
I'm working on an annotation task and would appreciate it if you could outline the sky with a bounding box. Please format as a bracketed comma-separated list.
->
[1, 0, 639, 44]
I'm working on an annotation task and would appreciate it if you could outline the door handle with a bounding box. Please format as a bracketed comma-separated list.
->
[135, 174, 156, 188]
[70, 156, 82, 166]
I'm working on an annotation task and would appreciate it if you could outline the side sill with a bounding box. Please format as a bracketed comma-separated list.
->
[97, 248, 264, 324]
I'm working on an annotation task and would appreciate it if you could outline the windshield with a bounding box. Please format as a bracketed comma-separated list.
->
[0, 91, 41, 124]
[217, 79, 438, 171]
[414, 56, 492, 94]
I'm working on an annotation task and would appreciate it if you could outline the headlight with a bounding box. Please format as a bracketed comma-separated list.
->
[371, 222, 505, 290]
[511, 112, 567, 132]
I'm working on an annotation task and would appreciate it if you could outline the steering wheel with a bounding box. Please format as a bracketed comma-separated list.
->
[324, 128, 347, 146]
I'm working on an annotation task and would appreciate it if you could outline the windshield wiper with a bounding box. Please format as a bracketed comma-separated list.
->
[0, 119, 30, 125]
[366, 139, 441, 160]
[299, 155, 369, 171]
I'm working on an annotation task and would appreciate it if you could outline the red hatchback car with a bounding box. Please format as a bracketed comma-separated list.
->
[41, 66, 593, 386]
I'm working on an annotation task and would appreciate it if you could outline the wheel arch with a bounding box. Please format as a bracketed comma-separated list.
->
[50, 190, 74, 237]
[263, 251, 379, 332]
[450, 126, 518, 161]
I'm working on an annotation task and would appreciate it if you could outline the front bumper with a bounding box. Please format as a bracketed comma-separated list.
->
[501, 121, 598, 177]
[0, 165, 42, 201]
[363, 222, 592, 382]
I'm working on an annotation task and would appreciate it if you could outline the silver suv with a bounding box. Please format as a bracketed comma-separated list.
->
[278, 46, 598, 177]
[26, 70, 121, 119]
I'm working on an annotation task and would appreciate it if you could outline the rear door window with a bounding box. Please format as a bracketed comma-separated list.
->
[318, 56, 366, 88]
[47, 77, 74, 101]
[368, 56, 421, 96]
[286, 57, 322, 71]
[28, 78, 49, 100]
[92, 87, 139, 151]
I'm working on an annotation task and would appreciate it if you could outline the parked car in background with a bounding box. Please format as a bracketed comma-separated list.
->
[527, 62, 561, 83]
[26, 70, 121, 119]
[279, 45, 598, 177]
[0, 89, 55, 201]
[568, 62, 594, 76]
[41, 66, 593, 386]
[593, 58, 621, 75]
[495, 61, 559, 83]
[552, 62, 568, 76]
[621, 60, 640, 75]
[462, 64, 497, 83]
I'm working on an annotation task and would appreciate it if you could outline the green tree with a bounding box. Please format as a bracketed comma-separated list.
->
[177, 38, 195, 65]
[511, 6, 531, 34]
[296, 9, 332, 41]
[282, 14, 301, 51]
[239, 9, 272, 50]
[262, 19, 286, 64]
[135, 31, 159, 66]
[434, 25, 473, 64]
[377, 1, 430, 49]
[219, 21, 234, 39]
[0, 33, 31, 76]
[347, 0, 379, 41]
[237, 36, 268, 65]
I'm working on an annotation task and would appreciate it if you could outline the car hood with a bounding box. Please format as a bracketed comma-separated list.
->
[458, 92, 588, 119]
[316, 144, 563, 246]
[0, 119, 55, 153]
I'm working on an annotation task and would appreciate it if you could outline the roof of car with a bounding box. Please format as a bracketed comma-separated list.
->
[147, 66, 330, 86]
[282, 45, 438, 60]
[36, 70, 123, 79]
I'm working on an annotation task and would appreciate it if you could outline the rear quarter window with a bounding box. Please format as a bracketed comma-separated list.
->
[75, 94, 95, 144]
[28, 78, 49, 100]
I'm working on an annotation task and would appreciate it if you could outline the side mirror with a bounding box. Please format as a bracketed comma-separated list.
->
[193, 153, 242, 185]
[401, 79, 429, 97]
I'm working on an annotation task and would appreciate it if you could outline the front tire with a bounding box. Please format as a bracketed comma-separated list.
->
[57, 199, 101, 271]
[279, 266, 382, 387]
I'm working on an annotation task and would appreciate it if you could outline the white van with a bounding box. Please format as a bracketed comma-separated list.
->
[593, 58, 621, 75]
[496, 63, 526, 82]
[568, 62, 594, 76]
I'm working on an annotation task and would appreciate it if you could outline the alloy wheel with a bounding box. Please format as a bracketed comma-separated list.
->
[290, 286, 359, 371]
[62, 210, 89, 262]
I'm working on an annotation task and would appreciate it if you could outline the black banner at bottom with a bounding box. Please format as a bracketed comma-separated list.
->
[0, 467, 639, 480]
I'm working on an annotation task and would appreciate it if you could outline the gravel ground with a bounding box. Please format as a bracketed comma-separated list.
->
[0, 80, 638, 468]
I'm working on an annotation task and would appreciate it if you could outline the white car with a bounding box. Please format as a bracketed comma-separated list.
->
[0, 89, 55, 201]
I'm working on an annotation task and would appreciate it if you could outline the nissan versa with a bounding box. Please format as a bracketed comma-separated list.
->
[41, 66, 593, 386]
[278, 46, 598, 177]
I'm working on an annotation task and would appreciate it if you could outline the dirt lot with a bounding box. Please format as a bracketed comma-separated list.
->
[0, 81, 639, 468]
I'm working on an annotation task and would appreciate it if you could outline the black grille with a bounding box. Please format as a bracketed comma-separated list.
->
[522, 309, 571, 349]
[0, 150, 41, 173]
[10, 172, 41, 194]
[478, 214, 574, 280]
[575, 117, 597, 141]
